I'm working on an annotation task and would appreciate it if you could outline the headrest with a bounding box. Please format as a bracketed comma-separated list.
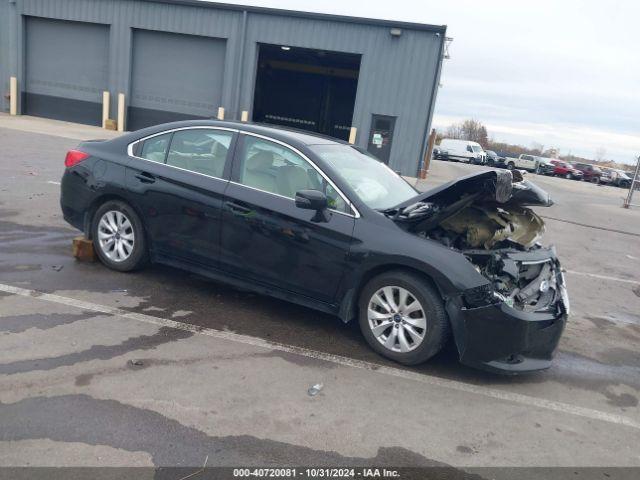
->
[247, 150, 274, 171]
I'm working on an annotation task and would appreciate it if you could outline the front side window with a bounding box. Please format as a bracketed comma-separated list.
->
[237, 135, 349, 213]
[310, 144, 417, 210]
[166, 129, 233, 178]
[139, 133, 171, 163]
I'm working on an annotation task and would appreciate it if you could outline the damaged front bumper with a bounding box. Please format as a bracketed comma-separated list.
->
[446, 299, 567, 374]
[446, 249, 570, 374]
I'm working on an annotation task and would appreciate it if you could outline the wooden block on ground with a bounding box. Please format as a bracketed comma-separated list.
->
[72, 236, 96, 262]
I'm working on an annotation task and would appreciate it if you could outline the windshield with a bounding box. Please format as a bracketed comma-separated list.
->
[310, 145, 417, 210]
[471, 145, 483, 152]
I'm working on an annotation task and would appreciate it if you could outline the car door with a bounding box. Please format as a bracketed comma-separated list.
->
[125, 127, 237, 267]
[219, 133, 355, 304]
[521, 155, 536, 170]
[465, 144, 474, 162]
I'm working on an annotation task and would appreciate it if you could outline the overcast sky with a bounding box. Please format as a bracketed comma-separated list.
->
[205, 0, 639, 164]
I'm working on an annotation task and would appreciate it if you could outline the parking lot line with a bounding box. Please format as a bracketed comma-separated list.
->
[566, 270, 640, 286]
[1, 281, 639, 431]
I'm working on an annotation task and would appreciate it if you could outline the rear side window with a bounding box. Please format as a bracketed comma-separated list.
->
[166, 129, 233, 178]
[139, 133, 171, 163]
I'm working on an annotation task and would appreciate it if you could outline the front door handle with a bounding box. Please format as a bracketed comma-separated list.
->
[226, 201, 252, 215]
[134, 172, 156, 184]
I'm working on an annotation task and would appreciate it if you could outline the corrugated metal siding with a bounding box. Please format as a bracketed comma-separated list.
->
[5, 0, 444, 175]
[0, 2, 8, 112]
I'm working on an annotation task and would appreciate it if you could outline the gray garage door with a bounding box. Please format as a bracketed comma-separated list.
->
[24, 17, 109, 126]
[128, 30, 226, 131]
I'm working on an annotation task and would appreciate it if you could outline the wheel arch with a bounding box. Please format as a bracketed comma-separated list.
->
[338, 263, 448, 324]
[83, 194, 146, 241]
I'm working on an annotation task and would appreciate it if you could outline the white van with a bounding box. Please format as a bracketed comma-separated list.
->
[438, 139, 486, 164]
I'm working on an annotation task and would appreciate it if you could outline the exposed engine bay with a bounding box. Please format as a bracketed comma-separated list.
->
[385, 170, 566, 313]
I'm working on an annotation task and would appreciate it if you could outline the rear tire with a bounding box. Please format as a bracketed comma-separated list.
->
[92, 200, 148, 272]
[358, 271, 450, 365]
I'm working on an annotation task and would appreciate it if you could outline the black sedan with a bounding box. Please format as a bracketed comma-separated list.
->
[61, 121, 569, 373]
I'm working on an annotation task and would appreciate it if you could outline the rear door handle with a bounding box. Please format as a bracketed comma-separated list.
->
[134, 172, 156, 184]
[226, 201, 252, 215]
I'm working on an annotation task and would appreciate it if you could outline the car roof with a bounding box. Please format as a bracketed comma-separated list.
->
[119, 119, 346, 149]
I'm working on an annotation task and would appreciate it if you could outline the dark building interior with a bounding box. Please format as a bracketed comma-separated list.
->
[252, 44, 361, 141]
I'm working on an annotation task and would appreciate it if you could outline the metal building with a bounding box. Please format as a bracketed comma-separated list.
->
[0, 0, 446, 175]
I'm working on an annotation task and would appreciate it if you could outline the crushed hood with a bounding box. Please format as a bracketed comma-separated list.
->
[391, 170, 552, 212]
[387, 170, 554, 249]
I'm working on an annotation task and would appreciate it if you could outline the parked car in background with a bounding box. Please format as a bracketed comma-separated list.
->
[486, 150, 506, 168]
[536, 157, 556, 176]
[550, 160, 583, 180]
[59, 120, 569, 373]
[438, 139, 487, 164]
[603, 168, 632, 188]
[599, 168, 613, 184]
[503, 154, 551, 173]
[573, 163, 603, 183]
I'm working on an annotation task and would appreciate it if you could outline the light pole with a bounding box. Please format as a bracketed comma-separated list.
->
[623, 155, 640, 208]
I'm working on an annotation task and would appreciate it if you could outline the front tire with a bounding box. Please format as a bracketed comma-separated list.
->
[507, 162, 515, 170]
[358, 271, 450, 365]
[92, 200, 148, 272]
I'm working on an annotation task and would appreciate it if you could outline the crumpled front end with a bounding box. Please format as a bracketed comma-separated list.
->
[386, 170, 570, 373]
[447, 246, 569, 373]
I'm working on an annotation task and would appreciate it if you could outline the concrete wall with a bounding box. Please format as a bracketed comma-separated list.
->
[0, 0, 445, 175]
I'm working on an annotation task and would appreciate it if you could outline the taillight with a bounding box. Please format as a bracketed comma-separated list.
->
[65, 150, 90, 168]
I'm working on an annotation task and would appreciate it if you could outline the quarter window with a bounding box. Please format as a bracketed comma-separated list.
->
[237, 135, 349, 213]
[139, 133, 171, 163]
[166, 129, 233, 178]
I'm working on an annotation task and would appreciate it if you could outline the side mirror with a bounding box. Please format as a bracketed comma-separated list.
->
[295, 189, 330, 222]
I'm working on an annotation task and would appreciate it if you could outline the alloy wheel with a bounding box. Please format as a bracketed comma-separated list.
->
[97, 210, 135, 262]
[367, 286, 427, 353]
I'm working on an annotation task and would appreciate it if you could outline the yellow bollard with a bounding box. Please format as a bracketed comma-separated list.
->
[9, 76, 18, 115]
[117, 93, 125, 132]
[348, 127, 357, 145]
[102, 91, 110, 128]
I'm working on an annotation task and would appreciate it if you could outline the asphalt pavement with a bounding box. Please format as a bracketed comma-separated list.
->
[0, 114, 639, 476]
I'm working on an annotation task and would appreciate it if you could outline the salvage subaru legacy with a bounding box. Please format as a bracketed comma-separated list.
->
[60, 121, 569, 373]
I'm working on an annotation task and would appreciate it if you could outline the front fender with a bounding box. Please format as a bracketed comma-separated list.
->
[336, 221, 489, 322]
